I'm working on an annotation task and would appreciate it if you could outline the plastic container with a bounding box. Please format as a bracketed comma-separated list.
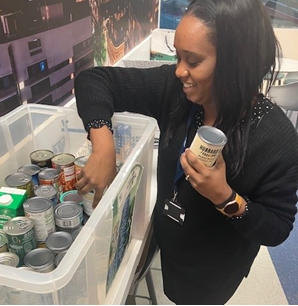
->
[0, 104, 157, 304]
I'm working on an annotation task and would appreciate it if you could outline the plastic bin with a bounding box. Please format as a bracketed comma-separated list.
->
[0, 104, 157, 304]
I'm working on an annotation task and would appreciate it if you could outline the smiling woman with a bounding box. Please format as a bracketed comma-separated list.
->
[74, 0, 298, 304]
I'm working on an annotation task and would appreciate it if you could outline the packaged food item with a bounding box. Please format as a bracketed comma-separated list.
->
[5, 173, 33, 198]
[60, 190, 83, 206]
[45, 231, 73, 254]
[0, 187, 27, 229]
[38, 167, 61, 197]
[0, 230, 8, 253]
[18, 164, 41, 191]
[74, 155, 89, 181]
[0, 252, 19, 267]
[51, 153, 76, 193]
[30, 149, 54, 168]
[34, 185, 58, 206]
[24, 248, 55, 272]
[189, 126, 227, 167]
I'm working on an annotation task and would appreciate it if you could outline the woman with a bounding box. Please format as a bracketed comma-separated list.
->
[74, 0, 298, 304]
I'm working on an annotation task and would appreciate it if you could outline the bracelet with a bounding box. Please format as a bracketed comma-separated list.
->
[86, 119, 113, 140]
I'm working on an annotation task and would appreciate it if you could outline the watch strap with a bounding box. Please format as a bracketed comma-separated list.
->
[213, 190, 236, 209]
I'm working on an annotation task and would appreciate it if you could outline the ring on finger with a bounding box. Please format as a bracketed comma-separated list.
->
[185, 174, 190, 181]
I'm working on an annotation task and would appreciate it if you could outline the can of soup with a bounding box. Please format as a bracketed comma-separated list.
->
[45, 231, 73, 254]
[23, 197, 56, 245]
[3, 216, 37, 265]
[5, 173, 33, 198]
[38, 168, 61, 197]
[30, 149, 54, 168]
[18, 164, 40, 191]
[74, 155, 89, 181]
[51, 153, 76, 193]
[0, 252, 19, 267]
[189, 126, 227, 167]
[24, 248, 55, 272]
[34, 185, 58, 206]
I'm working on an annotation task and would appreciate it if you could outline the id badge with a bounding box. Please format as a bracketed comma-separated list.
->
[163, 199, 185, 225]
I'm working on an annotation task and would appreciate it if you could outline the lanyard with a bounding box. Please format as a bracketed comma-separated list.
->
[173, 104, 199, 196]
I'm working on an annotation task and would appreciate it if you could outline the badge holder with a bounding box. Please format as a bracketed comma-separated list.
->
[163, 196, 185, 225]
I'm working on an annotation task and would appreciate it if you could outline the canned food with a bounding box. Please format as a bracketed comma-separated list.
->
[82, 191, 95, 216]
[54, 201, 83, 230]
[5, 173, 33, 198]
[18, 164, 40, 191]
[3, 216, 37, 265]
[0, 252, 19, 267]
[189, 126, 227, 167]
[23, 197, 56, 244]
[0, 229, 8, 253]
[60, 190, 83, 206]
[45, 231, 73, 254]
[70, 226, 83, 241]
[38, 168, 61, 196]
[30, 149, 54, 168]
[74, 155, 89, 181]
[51, 153, 76, 193]
[34, 185, 58, 206]
[54, 250, 67, 267]
[24, 248, 55, 272]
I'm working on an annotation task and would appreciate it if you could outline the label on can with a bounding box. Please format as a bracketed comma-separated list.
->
[38, 168, 61, 197]
[30, 149, 54, 168]
[189, 126, 227, 167]
[23, 197, 56, 243]
[51, 153, 76, 192]
[3, 217, 37, 266]
[54, 201, 83, 230]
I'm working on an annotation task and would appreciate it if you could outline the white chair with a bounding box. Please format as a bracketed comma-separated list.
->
[283, 72, 298, 85]
[267, 81, 298, 131]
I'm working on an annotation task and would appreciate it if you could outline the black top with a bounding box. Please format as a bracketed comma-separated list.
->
[75, 64, 298, 304]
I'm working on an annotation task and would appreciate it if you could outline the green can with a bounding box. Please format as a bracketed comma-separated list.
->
[3, 216, 37, 266]
[5, 172, 33, 198]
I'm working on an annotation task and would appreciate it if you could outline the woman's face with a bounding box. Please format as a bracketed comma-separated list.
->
[174, 15, 216, 106]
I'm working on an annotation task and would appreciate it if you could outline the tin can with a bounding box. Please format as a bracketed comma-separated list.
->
[51, 153, 76, 193]
[0, 229, 8, 253]
[70, 225, 83, 241]
[74, 155, 89, 181]
[60, 190, 83, 206]
[5, 172, 33, 198]
[38, 167, 61, 197]
[45, 231, 73, 254]
[30, 149, 54, 168]
[34, 185, 58, 206]
[0, 252, 19, 267]
[189, 126, 227, 167]
[54, 201, 83, 231]
[24, 248, 55, 272]
[23, 197, 56, 245]
[54, 250, 67, 267]
[82, 191, 95, 216]
[3, 216, 37, 265]
[18, 164, 40, 191]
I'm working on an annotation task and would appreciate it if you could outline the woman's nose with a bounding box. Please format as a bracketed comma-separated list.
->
[175, 63, 189, 78]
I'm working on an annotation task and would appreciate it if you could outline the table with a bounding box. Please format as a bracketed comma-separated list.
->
[276, 57, 298, 73]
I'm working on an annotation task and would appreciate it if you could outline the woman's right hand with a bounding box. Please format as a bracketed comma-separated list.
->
[75, 126, 117, 208]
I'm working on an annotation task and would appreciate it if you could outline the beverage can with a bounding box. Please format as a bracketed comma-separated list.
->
[189, 126, 227, 167]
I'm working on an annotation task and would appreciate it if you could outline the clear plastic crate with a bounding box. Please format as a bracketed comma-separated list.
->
[0, 104, 157, 304]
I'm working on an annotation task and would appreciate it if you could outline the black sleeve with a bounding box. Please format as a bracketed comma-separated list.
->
[74, 64, 177, 129]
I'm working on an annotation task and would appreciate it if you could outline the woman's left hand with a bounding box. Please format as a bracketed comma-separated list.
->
[180, 148, 232, 204]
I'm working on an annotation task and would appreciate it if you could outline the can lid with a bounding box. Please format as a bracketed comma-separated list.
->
[60, 190, 83, 205]
[24, 248, 55, 270]
[0, 194, 13, 206]
[30, 149, 54, 161]
[51, 153, 75, 166]
[5, 173, 32, 187]
[18, 164, 40, 176]
[0, 252, 19, 267]
[38, 168, 60, 180]
[46, 231, 73, 251]
[71, 226, 83, 240]
[54, 201, 83, 220]
[74, 155, 89, 167]
[23, 197, 53, 212]
[3, 216, 34, 235]
[197, 126, 227, 145]
[34, 185, 57, 198]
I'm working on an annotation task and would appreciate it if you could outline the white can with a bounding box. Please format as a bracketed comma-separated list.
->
[189, 126, 227, 167]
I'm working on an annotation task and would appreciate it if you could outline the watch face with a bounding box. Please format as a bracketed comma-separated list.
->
[223, 202, 239, 214]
